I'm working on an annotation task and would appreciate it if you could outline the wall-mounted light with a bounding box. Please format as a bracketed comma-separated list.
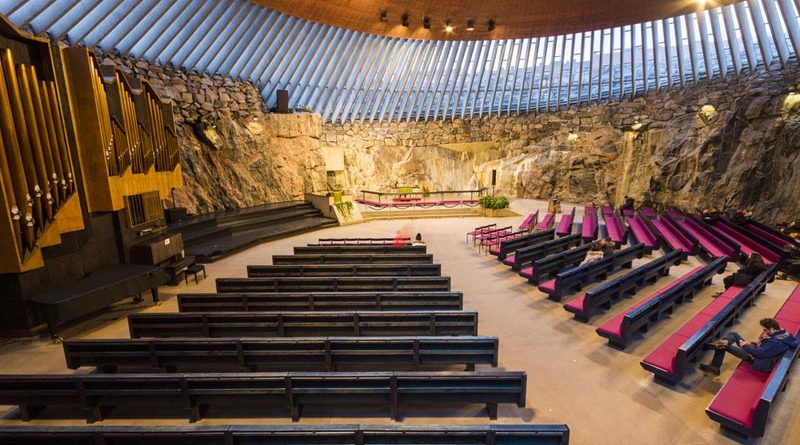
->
[567, 132, 578, 143]
[445, 22, 454, 33]
[466, 20, 475, 31]
[401, 13, 410, 28]
[487, 19, 496, 32]
[631, 121, 643, 131]
[380, 11, 388, 22]
[423, 16, 431, 29]
[783, 92, 800, 114]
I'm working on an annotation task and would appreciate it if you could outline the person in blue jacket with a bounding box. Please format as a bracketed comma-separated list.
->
[699, 318, 798, 376]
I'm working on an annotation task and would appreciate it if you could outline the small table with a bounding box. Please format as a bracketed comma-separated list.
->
[185, 264, 206, 284]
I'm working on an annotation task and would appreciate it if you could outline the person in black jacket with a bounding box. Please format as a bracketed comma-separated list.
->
[700, 318, 798, 376]
[722, 253, 767, 289]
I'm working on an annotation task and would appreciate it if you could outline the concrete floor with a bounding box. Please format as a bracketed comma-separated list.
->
[1, 198, 799, 444]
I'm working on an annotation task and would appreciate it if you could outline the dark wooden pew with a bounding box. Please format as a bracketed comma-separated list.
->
[128, 310, 479, 338]
[706, 285, 800, 438]
[216, 276, 451, 293]
[63, 336, 499, 373]
[0, 371, 526, 422]
[490, 229, 555, 261]
[538, 244, 646, 301]
[596, 257, 727, 349]
[519, 244, 592, 285]
[0, 424, 571, 445]
[504, 234, 582, 271]
[641, 264, 777, 384]
[272, 253, 435, 265]
[564, 249, 682, 320]
[178, 291, 464, 312]
[246, 264, 442, 277]
[294, 245, 427, 255]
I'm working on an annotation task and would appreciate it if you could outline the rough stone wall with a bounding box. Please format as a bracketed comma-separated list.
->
[100, 53, 327, 214]
[323, 64, 800, 224]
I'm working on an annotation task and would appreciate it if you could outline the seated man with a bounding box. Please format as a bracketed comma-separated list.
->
[722, 253, 767, 289]
[699, 318, 798, 376]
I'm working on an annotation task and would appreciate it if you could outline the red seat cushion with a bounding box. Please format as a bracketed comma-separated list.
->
[596, 321, 622, 338]
[642, 333, 691, 374]
[519, 267, 534, 279]
[489, 248, 501, 255]
[716, 286, 744, 301]
[564, 294, 587, 313]
[538, 279, 556, 294]
[502, 256, 515, 266]
[708, 361, 773, 428]
[596, 266, 705, 341]
[676, 315, 714, 335]
[700, 297, 735, 317]
[708, 285, 800, 429]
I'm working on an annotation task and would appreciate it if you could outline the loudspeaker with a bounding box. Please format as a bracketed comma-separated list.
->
[491, 170, 497, 186]
[276, 90, 289, 113]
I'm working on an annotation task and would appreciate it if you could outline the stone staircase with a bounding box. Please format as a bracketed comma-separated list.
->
[169, 202, 337, 262]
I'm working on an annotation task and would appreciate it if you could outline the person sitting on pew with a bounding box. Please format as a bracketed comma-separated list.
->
[722, 253, 767, 290]
[620, 196, 635, 211]
[586, 238, 616, 263]
[412, 233, 426, 246]
[393, 230, 409, 246]
[700, 318, 798, 376]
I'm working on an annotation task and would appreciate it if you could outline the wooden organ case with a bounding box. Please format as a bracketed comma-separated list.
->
[0, 14, 184, 336]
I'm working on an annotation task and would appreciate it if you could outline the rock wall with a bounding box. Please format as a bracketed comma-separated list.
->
[323, 64, 800, 224]
[100, 53, 327, 214]
[98, 49, 800, 223]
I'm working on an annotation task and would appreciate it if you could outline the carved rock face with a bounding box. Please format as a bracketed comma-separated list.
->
[323, 65, 800, 224]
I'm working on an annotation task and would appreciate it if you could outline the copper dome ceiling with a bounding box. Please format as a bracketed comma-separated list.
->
[256, 0, 738, 40]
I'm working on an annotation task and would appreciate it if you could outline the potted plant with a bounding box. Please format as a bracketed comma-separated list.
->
[479, 195, 510, 217]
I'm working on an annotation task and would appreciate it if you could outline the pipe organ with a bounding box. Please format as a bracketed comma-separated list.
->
[0, 14, 183, 334]
[0, 16, 79, 273]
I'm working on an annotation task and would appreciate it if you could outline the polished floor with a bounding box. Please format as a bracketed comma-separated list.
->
[1, 199, 798, 444]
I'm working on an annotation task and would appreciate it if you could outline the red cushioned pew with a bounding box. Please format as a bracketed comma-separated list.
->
[555, 208, 575, 237]
[712, 218, 783, 265]
[595, 257, 726, 349]
[641, 264, 777, 384]
[706, 284, 800, 438]
[627, 213, 660, 254]
[648, 213, 698, 254]
[537, 213, 555, 231]
[490, 229, 554, 261]
[565, 249, 682, 322]
[676, 215, 740, 260]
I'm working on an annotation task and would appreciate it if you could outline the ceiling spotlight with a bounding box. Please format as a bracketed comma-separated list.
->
[466, 19, 475, 31]
[445, 21, 454, 33]
[402, 13, 410, 27]
[487, 19, 496, 32]
[423, 16, 431, 29]
[380, 11, 388, 22]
